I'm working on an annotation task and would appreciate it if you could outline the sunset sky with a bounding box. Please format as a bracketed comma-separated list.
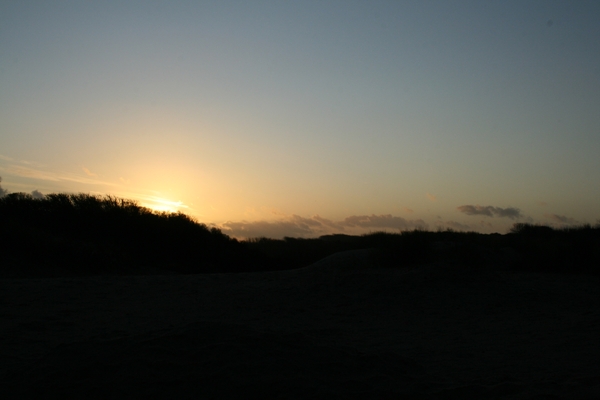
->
[1, 1, 599, 239]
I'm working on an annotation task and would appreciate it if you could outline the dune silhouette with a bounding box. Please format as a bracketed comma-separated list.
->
[2, 193, 600, 397]
[2, 247, 600, 398]
[1, 192, 600, 277]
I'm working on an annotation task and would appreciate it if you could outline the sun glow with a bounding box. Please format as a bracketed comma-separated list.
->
[141, 196, 188, 214]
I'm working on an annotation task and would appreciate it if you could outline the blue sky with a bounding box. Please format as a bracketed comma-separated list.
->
[1, 1, 599, 238]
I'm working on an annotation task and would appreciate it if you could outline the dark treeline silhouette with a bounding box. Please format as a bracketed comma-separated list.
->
[507, 222, 600, 274]
[0, 192, 269, 277]
[245, 229, 504, 270]
[247, 223, 600, 275]
[1, 192, 599, 277]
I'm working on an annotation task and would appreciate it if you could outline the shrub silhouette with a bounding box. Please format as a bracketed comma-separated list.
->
[507, 223, 600, 274]
[0, 192, 268, 276]
[245, 224, 600, 274]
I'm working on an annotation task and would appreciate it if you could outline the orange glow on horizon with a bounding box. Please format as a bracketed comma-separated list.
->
[139, 196, 188, 214]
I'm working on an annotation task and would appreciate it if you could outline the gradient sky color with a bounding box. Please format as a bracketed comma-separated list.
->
[2, 1, 599, 239]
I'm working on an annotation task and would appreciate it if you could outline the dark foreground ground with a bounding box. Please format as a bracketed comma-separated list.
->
[2, 250, 600, 399]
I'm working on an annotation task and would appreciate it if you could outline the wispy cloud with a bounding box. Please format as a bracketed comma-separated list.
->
[221, 213, 429, 239]
[426, 193, 437, 202]
[2, 165, 60, 181]
[544, 213, 578, 225]
[0, 156, 42, 167]
[1, 164, 114, 186]
[221, 216, 323, 239]
[436, 220, 472, 231]
[478, 220, 494, 228]
[82, 166, 98, 177]
[312, 215, 345, 231]
[457, 205, 522, 219]
[537, 201, 548, 207]
[340, 214, 428, 230]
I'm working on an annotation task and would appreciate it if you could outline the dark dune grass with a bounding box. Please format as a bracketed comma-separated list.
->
[1, 192, 599, 278]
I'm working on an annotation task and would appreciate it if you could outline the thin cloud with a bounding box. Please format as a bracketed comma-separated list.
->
[537, 201, 548, 207]
[457, 205, 522, 219]
[221, 213, 340, 240]
[443, 221, 472, 231]
[82, 167, 98, 177]
[221, 219, 319, 239]
[495, 207, 522, 219]
[544, 213, 578, 225]
[403, 207, 414, 214]
[426, 193, 437, 202]
[220, 213, 429, 240]
[4, 165, 60, 181]
[341, 214, 428, 230]
[0, 156, 43, 167]
[312, 215, 345, 231]
[3, 165, 114, 186]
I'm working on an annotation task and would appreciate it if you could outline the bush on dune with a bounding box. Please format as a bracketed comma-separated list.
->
[507, 223, 600, 274]
[288, 225, 600, 274]
[365, 224, 600, 274]
[362, 229, 505, 268]
[0, 193, 267, 276]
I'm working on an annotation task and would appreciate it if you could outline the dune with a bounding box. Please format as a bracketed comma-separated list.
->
[1, 251, 600, 398]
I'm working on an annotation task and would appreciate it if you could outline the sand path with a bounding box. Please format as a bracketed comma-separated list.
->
[2, 250, 600, 398]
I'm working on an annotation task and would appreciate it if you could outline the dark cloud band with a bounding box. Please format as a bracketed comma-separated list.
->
[221, 214, 429, 239]
[544, 213, 578, 225]
[457, 205, 521, 219]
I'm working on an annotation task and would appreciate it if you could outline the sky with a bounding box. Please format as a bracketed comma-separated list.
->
[1, 1, 599, 239]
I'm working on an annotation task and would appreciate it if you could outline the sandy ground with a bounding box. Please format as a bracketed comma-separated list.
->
[1, 249, 600, 399]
